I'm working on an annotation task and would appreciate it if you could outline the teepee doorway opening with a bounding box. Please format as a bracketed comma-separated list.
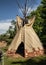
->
[16, 42, 25, 57]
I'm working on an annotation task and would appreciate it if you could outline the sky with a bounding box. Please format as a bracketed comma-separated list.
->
[0, 0, 41, 34]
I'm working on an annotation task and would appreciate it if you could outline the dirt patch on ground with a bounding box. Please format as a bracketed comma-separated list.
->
[0, 41, 7, 48]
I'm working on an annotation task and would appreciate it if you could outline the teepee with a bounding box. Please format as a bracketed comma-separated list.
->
[7, 0, 44, 57]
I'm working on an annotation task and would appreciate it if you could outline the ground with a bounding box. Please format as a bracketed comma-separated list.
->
[0, 46, 46, 65]
[4, 55, 46, 65]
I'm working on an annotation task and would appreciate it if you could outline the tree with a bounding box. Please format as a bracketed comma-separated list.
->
[40, 0, 46, 47]
[5, 20, 17, 45]
[0, 20, 17, 45]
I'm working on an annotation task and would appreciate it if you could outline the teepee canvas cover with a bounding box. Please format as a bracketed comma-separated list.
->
[8, 16, 44, 57]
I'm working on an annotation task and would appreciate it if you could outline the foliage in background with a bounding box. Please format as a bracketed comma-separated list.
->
[0, 20, 17, 45]
[40, 0, 46, 46]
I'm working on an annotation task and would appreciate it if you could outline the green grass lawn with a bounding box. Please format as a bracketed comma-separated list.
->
[1, 46, 46, 65]
[3, 55, 46, 65]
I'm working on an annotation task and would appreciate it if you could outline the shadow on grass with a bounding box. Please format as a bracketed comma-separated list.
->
[11, 58, 46, 65]
[38, 59, 46, 65]
[12, 61, 24, 64]
[11, 59, 37, 65]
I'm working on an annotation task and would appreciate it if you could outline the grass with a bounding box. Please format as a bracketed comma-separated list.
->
[3, 55, 46, 65]
[1, 46, 46, 65]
